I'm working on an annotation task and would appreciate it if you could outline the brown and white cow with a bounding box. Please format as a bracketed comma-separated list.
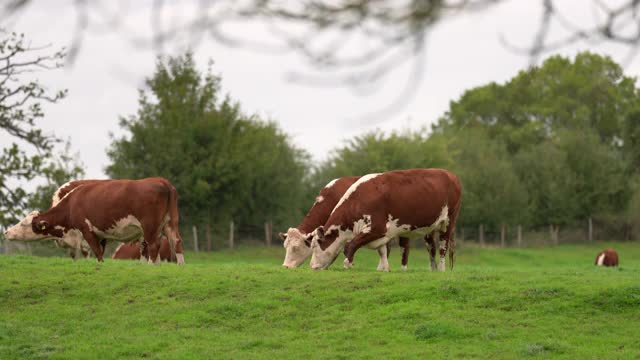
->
[4, 177, 184, 264]
[281, 176, 414, 271]
[50, 179, 185, 262]
[309, 168, 462, 271]
[113, 235, 177, 262]
[595, 249, 618, 267]
[49, 180, 104, 259]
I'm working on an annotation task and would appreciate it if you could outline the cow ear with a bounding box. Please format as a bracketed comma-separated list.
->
[303, 233, 313, 247]
[278, 232, 287, 241]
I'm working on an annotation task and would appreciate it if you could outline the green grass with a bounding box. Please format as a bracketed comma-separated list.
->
[1, 242, 640, 359]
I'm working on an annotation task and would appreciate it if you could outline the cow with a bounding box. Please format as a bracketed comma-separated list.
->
[51, 179, 184, 263]
[3, 177, 184, 264]
[112, 235, 176, 262]
[309, 168, 462, 271]
[281, 176, 414, 271]
[595, 249, 618, 267]
[49, 180, 104, 259]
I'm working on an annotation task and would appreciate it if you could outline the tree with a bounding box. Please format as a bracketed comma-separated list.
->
[448, 128, 528, 229]
[106, 53, 310, 231]
[0, 31, 83, 227]
[513, 129, 629, 228]
[434, 52, 640, 153]
[313, 128, 454, 190]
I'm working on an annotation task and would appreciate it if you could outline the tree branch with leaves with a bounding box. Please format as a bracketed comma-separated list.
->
[0, 30, 83, 226]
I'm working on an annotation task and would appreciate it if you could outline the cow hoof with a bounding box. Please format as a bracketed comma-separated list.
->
[401, 265, 408, 271]
[176, 254, 185, 265]
[343, 258, 353, 269]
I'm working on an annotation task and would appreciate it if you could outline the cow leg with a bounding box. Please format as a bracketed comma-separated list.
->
[162, 220, 184, 265]
[139, 241, 149, 262]
[376, 242, 392, 271]
[68, 248, 76, 260]
[439, 217, 458, 272]
[143, 225, 162, 265]
[81, 230, 104, 262]
[376, 245, 390, 272]
[425, 234, 437, 271]
[399, 237, 410, 271]
[343, 230, 386, 269]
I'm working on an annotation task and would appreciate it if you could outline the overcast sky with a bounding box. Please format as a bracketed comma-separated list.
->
[5, 0, 639, 179]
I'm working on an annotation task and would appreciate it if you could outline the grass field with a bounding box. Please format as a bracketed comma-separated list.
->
[1, 241, 639, 359]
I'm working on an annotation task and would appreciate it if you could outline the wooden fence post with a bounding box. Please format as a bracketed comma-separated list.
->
[517, 225, 522, 247]
[4, 238, 9, 255]
[206, 224, 212, 252]
[588, 217, 593, 242]
[192, 225, 199, 252]
[265, 221, 272, 247]
[500, 224, 506, 248]
[549, 224, 559, 245]
[479, 224, 485, 246]
[229, 221, 235, 249]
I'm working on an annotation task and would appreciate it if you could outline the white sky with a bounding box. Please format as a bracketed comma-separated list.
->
[4, 0, 639, 179]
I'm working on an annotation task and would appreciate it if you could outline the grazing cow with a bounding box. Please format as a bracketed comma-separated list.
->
[49, 180, 104, 259]
[51, 179, 184, 263]
[595, 249, 618, 267]
[280, 176, 414, 271]
[113, 235, 176, 262]
[4, 177, 184, 264]
[310, 168, 462, 271]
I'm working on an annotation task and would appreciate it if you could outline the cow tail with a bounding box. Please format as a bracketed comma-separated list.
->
[166, 184, 180, 263]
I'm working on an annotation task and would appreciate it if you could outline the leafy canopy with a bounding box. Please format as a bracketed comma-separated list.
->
[107, 54, 311, 232]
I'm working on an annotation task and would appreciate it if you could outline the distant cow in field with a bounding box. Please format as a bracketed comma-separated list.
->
[595, 249, 618, 267]
[310, 168, 462, 271]
[4, 177, 184, 264]
[112, 235, 177, 262]
[280, 176, 415, 271]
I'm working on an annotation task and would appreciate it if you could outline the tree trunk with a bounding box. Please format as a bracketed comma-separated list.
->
[500, 224, 506, 247]
[479, 224, 485, 246]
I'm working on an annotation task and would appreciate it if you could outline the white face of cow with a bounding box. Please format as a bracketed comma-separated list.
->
[281, 228, 312, 268]
[4, 211, 47, 241]
[309, 225, 352, 270]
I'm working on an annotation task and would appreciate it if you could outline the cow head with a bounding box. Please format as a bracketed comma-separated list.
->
[281, 228, 313, 268]
[309, 225, 345, 270]
[4, 211, 49, 241]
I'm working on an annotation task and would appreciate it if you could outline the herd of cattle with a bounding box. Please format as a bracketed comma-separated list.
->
[2, 168, 620, 269]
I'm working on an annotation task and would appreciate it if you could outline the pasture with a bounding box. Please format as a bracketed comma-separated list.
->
[1, 242, 639, 359]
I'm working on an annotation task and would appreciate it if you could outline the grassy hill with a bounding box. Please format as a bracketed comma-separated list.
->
[1, 242, 639, 359]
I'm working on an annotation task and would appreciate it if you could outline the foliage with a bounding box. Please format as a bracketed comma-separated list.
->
[106, 53, 311, 230]
[0, 31, 83, 226]
[448, 128, 528, 228]
[26, 140, 85, 212]
[435, 52, 640, 153]
[313, 128, 453, 189]
[1, 243, 640, 358]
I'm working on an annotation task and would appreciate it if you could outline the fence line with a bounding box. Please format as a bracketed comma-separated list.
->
[2, 216, 637, 257]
